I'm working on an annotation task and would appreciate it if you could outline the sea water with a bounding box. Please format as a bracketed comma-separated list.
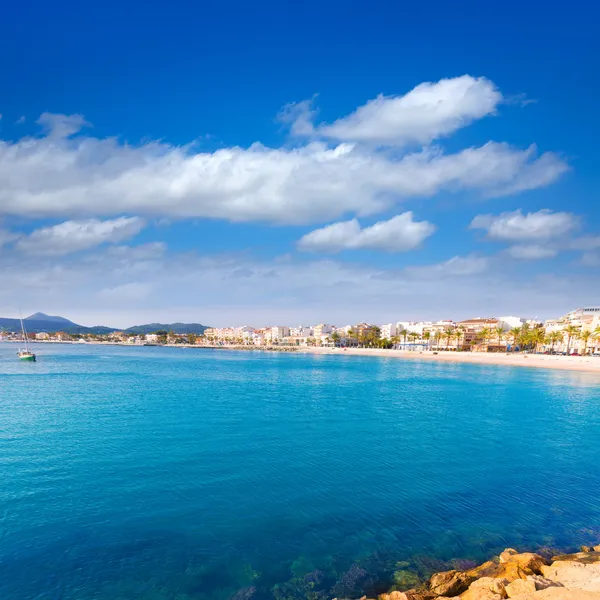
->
[0, 344, 599, 600]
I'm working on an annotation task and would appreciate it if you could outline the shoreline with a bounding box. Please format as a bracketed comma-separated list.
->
[300, 346, 600, 374]
[375, 545, 600, 600]
[5, 340, 600, 374]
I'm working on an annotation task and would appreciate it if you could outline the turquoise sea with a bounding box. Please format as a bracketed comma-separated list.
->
[1, 343, 599, 600]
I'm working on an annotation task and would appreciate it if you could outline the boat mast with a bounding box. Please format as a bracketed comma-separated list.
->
[20, 315, 29, 352]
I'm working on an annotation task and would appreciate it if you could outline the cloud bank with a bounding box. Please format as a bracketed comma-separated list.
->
[0, 75, 568, 226]
[15, 217, 145, 256]
[298, 213, 435, 253]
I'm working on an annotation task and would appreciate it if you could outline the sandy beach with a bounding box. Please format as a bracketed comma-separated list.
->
[300, 346, 600, 374]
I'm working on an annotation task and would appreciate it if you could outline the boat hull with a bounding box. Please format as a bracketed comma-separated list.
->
[18, 354, 36, 361]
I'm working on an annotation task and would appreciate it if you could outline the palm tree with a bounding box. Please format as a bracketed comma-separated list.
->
[592, 327, 600, 354]
[433, 331, 442, 350]
[453, 328, 463, 350]
[494, 327, 505, 351]
[444, 327, 454, 350]
[530, 327, 545, 353]
[390, 335, 400, 349]
[509, 327, 521, 352]
[478, 327, 492, 351]
[580, 330, 592, 355]
[423, 331, 431, 350]
[399, 329, 408, 349]
[564, 325, 580, 355]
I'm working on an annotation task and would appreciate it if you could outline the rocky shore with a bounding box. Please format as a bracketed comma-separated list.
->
[376, 546, 600, 600]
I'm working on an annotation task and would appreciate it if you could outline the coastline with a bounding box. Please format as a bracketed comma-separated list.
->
[300, 346, 600, 374]
[374, 545, 600, 600]
[6, 340, 600, 374]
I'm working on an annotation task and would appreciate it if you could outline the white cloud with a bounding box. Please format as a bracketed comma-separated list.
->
[0, 113, 567, 225]
[16, 217, 145, 256]
[299, 75, 502, 146]
[406, 254, 489, 278]
[297, 212, 435, 253]
[37, 112, 90, 138]
[506, 244, 558, 260]
[470, 209, 579, 241]
[4, 243, 594, 328]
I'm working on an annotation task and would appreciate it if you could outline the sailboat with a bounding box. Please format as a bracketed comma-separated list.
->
[17, 316, 36, 361]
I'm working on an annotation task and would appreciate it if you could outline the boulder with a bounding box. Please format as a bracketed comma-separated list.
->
[505, 579, 536, 597]
[460, 589, 503, 600]
[467, 576, 508, 597]
[501, 588, 600, 599]
[466, 561, 530, 583]
[380, 590, 436, 600]
[429, 570, 475, 597]
[497, 550, 547, 575]
[540, 560, 600, 592]
[595, 547, 600, 553]
[550, 552, 600, 565]
[526, 575, 563, 591]
[500, 550, 519, 564]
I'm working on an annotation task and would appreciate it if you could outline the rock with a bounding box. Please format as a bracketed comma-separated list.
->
[500, 550, 519, 564]
[380, 592, 408, 600]
[468, 576, 508, 597]
[380, 592, 433, 600]
[501, 588, 600, 599]
[582, 547, 594, 553]
[540, 560, 600, 592]
[498, 551, 547, 575]
[550, 552, 600, 565]
[526, 575, 563, 591]
[466, 561, 530, 583]
[429, 570, 475, 597]
[595, 547, 600, 553]
[393, 569, 422, 589]
[505, 579, 536, 597]
[230, 587, 256, 600]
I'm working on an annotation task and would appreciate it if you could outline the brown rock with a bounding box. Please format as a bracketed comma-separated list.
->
[429, 570, 475, 597]
[500, 550, 519, 564]
[380, 592, 430, 600]
[468, 576, 508, 597]
[504, 553, 548, 575]
[595, 547, 600, 553]
[582, 547, 594, 553]
[460, 589, 503, 600]
[526, 575, 563, 591]
[502, 588, 600, 599]
[539, 560, 600, 592]
[550, 552, 600, 565]
[504, 579, 536, 597]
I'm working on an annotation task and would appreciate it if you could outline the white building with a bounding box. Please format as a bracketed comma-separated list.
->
[269, 326, 290, 340]
[313, 324, 334, 337]
[380, 323, 397, 339]
[290, 326, 313, 337]
[498, 316, 526, 330]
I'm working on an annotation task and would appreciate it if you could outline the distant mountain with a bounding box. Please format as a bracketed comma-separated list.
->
[125, 322, 208, 335]
[0, 313, 208, 335]
[26, 312, 79, 326]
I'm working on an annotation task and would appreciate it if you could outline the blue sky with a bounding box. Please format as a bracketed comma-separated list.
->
[0, 0, 598, 327]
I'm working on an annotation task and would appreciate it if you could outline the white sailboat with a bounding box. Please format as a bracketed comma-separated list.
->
[17, 316, 36, 361]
